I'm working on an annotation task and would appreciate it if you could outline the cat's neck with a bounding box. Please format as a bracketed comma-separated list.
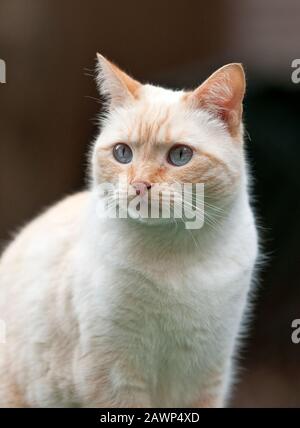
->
[83, 186, 248, 263]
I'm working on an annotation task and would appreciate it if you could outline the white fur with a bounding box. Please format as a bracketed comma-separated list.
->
[0, 75, 258, 407]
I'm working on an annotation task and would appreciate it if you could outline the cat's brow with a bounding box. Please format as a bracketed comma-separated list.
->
[130, 107, 171, 145]
[129, 140, 173, 147]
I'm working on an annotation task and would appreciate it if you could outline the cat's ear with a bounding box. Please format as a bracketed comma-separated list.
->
[186, 63, 245, 136]
[96, 53, 141, 107]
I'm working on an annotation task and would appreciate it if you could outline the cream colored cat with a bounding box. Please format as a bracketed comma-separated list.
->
[0, 54, 258, 408]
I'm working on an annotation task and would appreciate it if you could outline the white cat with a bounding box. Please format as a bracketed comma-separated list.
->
[0, 54, 258, 407]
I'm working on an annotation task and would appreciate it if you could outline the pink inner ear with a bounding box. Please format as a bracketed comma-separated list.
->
[192, 80, 239, 124]
[188, 64, 245, 136]
[196, 73, 237, 111]
[96, 53, 142, 106]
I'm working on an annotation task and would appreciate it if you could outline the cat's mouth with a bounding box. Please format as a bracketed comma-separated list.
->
[99, 183, 206, 230]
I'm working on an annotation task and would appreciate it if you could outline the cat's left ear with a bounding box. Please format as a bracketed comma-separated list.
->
[186, 63, 246, 136]
[96, 53, 141, 108]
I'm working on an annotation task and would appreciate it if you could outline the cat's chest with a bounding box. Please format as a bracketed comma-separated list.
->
[99, 250, 246, 336]
[76, 249, 249, 406]
[101, 259, 242, 361]
[102, 265, 235, 405]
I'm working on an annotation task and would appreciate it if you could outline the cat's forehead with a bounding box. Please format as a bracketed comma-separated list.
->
[101, 84, 223, 149]
[141, 84, 184, 103]
[111, 85, 193, 145]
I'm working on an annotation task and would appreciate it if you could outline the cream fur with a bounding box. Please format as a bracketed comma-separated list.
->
[0, 58, 258, 408]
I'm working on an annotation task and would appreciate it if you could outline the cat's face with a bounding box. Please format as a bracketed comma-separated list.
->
[92, 54, 246, 225]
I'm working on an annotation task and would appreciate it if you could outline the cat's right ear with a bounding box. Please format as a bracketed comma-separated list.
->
[96, 53, 141, 108]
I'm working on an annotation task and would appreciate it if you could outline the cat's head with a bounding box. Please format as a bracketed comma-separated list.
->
[91, 54, 246, 227]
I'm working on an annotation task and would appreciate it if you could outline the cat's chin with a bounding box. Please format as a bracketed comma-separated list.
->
[143, 218, 176, 227]
[129, 215, 175, 227]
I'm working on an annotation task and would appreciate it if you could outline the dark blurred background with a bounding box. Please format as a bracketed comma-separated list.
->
[1, 0, 300, 407]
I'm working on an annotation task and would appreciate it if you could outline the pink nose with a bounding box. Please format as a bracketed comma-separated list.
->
[131, 181, 152, 196]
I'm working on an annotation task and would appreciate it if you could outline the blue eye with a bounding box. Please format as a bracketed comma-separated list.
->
[168, 145, 193, 166]
[113, 143, 133, 164]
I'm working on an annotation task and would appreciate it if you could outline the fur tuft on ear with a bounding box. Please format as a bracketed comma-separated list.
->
[187, 63, 246, 136]
[96, 53, 141, 108]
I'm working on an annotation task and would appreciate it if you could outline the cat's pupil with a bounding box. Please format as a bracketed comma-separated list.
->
[113, 143, 133, 164]
[168, 145, 193, 166]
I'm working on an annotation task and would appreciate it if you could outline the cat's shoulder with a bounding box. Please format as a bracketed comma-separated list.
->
[0, 191, 90, 262]
[21, 190, 89, 231]
[40, 190, 89, 223]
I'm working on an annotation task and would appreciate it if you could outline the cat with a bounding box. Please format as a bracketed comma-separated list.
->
[0, 54, 258, 408]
